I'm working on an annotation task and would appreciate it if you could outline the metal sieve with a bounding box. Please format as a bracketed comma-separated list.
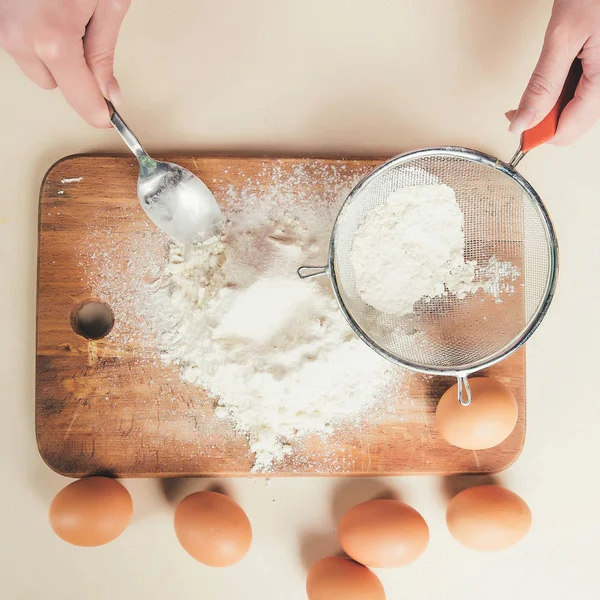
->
[298, 61, 581, 405]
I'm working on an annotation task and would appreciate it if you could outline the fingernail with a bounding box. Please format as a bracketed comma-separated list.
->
[508, 106, 535, 135]
[106, 78, 122, 106]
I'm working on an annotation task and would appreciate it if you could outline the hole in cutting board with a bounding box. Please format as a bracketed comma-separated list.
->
[70, 300, 114, 340]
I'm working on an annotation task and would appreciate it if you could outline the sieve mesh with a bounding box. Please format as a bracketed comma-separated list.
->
[330, 149, 557, 374]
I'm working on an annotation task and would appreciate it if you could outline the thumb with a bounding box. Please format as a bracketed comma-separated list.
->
[510, 27, 582, 135]
[83, 0, 131, 105]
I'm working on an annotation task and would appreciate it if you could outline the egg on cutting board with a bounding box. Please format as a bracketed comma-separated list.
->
[306, 556, 386, 600]
[174, 491, 252, 567]
[337, 499, 429, 568]
[49, 476, 133, 547]
[446, 485, 532, 551]
[435, 377, 518, 450]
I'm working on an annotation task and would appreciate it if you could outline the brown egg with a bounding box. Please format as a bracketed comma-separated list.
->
[174, 491, 252, 567]
[446, 485, 532, 551]
[338, 499, 429, 568]
[435, 377, 518, 450]
[306, 556, 386, 600]
[49, 476, 133, 547]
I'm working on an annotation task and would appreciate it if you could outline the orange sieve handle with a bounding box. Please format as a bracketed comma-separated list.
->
[520, 59, 583, 153]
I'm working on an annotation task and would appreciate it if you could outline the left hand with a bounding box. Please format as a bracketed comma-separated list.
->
[0, 0, 131, 128]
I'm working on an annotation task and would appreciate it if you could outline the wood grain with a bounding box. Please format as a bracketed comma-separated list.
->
[36, 155, 526, 478]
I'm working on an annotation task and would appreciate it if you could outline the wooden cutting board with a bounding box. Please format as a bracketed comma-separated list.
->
[36, 154, 525, 478]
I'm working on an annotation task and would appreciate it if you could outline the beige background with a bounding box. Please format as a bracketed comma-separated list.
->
[1, 0, 599, 598]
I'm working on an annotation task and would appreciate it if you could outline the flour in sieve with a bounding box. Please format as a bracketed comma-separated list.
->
[153, 204, 395, 472]
[351, 184, 482, 315]
[350, 183, 520, 315]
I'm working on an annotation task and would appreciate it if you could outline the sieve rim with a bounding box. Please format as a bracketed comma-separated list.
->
[327, 146, 559, 377]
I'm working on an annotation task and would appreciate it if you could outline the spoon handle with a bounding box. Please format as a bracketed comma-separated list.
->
[106, 101, 147, 161]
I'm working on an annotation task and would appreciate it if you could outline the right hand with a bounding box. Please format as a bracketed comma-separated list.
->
[507, 0, 600, 145]
[0, 0, 131, 128]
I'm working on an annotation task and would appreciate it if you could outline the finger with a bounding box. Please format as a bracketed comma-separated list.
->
[505, 109, 516, 122]
[551, 59, 600, 145]
[509, 27, 585, 135]
[84, 0, 131, 105]
[38, 38, 110, 128]
[13, 54, 57, 90]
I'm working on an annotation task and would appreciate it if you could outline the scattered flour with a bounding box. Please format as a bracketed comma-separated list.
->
[75, 161, 412, 473]
[351, 184, 480, 315]
[152, 185, 395, 472]
[477, 255, 521, 302]
[61, 177, 83, 183]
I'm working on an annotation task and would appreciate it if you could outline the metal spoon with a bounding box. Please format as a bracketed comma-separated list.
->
[107, 101, 224, 243]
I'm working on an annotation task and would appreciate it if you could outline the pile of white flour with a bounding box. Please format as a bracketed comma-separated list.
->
[351, 184, 514, 315]
[154, 202, 394, 471]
